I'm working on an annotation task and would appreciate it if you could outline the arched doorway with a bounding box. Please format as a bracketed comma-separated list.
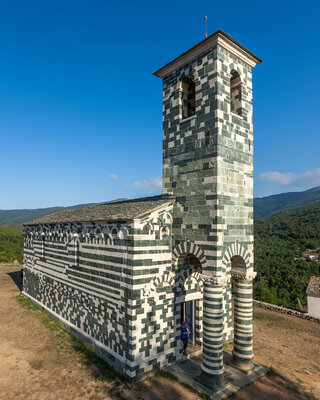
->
[176, 253, 203, 349]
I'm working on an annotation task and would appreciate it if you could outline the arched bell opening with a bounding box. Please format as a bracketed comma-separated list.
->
[180, 74, 195, 119]
[230, 69, 242, 117]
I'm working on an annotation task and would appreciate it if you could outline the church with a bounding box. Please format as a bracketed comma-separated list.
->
[23, 29, 261, 387]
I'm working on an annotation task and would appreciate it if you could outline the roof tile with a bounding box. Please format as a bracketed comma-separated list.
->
[307, 276, 320, 296]
[24, 196, 174, 226]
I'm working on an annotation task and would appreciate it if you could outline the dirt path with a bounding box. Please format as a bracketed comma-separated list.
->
[0, 265, 111, 400]
[0, 264, 319, 400]
[253, 307, 320, 398]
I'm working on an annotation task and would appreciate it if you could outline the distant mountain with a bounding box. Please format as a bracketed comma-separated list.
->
[1, 185, 320, 227]
[254, 186, 320, 220]
[0, 198, 127, 226]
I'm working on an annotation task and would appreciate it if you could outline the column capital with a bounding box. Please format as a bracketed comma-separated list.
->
[231, 271, 257, 282]
[246, 271, 257, 281]
[199, 274, 229, 288]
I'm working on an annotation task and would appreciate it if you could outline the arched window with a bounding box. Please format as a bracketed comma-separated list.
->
[181, 74, 195, 119]
[230, 70, 242, 117]
[230, 255, 246, 275]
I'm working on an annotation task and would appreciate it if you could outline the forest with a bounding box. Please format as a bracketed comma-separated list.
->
[254, 202, 320, 309]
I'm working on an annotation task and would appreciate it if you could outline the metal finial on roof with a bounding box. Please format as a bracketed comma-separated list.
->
[204, 16, 207, 38]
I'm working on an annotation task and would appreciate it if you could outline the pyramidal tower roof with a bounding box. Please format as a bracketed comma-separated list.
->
[154, 29, 262, 78]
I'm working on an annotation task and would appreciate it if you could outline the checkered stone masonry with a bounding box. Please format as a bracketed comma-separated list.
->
[161, 44, 255, 341]
[23, 30, 260, 384]
[23, 203, 174, 383]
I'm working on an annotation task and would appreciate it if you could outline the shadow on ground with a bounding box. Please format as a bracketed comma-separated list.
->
[114, 375, 197, 400]
[7, 269, 23, 291]
[113, 370, 312, 400]
[229, 371, 311, 400]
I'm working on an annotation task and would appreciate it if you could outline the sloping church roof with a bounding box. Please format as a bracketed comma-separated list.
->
[307, 276, 320, 296]
[24, 196, 174, 226]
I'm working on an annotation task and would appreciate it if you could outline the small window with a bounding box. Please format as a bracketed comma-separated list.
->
[161, 227, 169, 237]
[181, 74, 195, 119]
[230, 70, 242, 117]
[41, 235, 45, 258]
[75, 239, 80, 265]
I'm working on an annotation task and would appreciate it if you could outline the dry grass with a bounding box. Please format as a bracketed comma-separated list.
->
[1, 264, 319, 400]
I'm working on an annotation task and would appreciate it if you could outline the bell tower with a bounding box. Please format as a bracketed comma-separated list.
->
[154, 30, 261, 386]
[154, 29, 261, 271]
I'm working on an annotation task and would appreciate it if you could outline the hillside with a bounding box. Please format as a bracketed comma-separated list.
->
[1, 190, 320, 308]
[254, 202, 320, 308]
[2, 223, 24, 232]
[0, 225, 23, 263]
[0, 204, 97, 226]
[0, 198, 126, 226]
[254, 186, 320, 220]
[1, 187, 320, 226]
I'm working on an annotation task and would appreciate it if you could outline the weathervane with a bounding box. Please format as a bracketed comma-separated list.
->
[205, 16, 207, 38]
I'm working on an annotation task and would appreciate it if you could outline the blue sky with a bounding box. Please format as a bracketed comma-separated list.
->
[0, 0, 319, 209]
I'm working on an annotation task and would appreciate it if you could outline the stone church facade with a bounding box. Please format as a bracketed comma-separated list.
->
[23, 29, 261, 386]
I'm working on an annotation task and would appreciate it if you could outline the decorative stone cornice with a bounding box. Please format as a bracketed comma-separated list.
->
[231, 270, 257, 282]
[200, 274, 230, 288]
[154, 29, 261, 79]
[246, 271, 257, 281]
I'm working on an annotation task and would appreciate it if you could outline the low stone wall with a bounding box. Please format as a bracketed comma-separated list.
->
[253, 300, 320, 323]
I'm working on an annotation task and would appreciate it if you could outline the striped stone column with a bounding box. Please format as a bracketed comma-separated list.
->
[232, 277, 254, 369]
[198, 277, 225, 390]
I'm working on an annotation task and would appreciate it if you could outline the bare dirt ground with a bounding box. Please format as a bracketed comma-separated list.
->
[1, 264, 319, 400]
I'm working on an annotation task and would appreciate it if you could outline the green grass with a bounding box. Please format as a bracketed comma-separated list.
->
[154, 369, 178, 381]
[253, 311, 298, 330]
[16, 294, 124, 383]
[254, 311, 287, 324]
[253, 311, 284, 325]
[16, 294, 39, 311]
[0, 225, 23, 263]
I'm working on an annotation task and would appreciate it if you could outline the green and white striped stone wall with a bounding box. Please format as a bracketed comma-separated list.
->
[162, 43, 255, 341]
[23, 203, 176, 382]
[23, 221, 135, 374]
